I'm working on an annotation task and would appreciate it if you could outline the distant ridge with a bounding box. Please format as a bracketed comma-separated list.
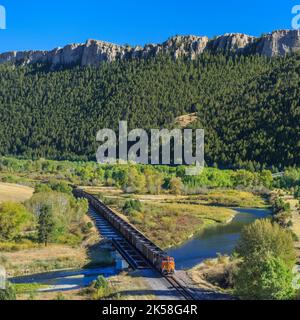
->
[0, 30, 300, 68]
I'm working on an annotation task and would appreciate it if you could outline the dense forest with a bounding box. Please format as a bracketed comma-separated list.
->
[0, 52, 299, 168]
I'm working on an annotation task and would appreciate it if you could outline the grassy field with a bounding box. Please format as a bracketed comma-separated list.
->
[127, 202, 235, 248]
[0, 244, 88, 277]
[99, 188, 267, 208]
[1, 243, 114, 277]
[0, 211, 114, 277]
[16, 287, 87, 301]
[99, 271, 156, 300]
[86, 187, 266, 249]
[185, 190, 267, 208]
[0, 182, 34, 203]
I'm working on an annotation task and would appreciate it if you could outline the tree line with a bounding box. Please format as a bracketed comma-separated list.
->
[0, 52, 299, 168]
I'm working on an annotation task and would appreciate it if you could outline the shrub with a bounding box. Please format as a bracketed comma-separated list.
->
[91, 275, 112, 300]
[234, 219, 297, 300]
[0, 282, 16, 300]
[271, 197, 292, 228]
[169, 177, 184, 195]
[25, 191, 88, 245]
[49, 181, 72, 194]
[81, 222, 93, 234]
[35, 181, 72, 194]
[122, 200, 142, 215]
[0, 202, 33, 241]
[54, 293, 66, 300]
[235, 254, 296, 300]
[34, 184, 52, 193]
[236, 219, 296, 268]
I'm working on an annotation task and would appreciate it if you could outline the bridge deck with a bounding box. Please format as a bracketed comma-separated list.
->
[89, 207, 150, 269]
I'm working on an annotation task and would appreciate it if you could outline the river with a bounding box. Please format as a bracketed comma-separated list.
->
[167, 208, 271, 270]
[10, 208, 271, 291]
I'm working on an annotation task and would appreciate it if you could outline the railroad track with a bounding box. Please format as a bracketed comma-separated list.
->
[73, 188, 196, 300]
[165, 276, 196, 300]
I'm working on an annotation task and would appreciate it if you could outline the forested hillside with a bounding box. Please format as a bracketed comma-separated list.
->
[0, 52, 299, 168]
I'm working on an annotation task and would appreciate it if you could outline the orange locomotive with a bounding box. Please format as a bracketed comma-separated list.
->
[159, 256, 175, 275]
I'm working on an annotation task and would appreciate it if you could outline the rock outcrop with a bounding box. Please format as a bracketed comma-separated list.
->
[249, 30, 300, 56]
[0, 30, 299, 68]
[208, 33, 256, 52]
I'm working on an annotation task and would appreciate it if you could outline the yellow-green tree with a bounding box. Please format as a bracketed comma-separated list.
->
[0, 202, 32, 241]
[169, 177, 184, 195]
[234, 219, 297, 300]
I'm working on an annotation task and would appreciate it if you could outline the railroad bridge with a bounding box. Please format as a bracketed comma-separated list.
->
[73, 188, 171, 270]
[88, 207, 149, 269]
[73, 188, 196, 300]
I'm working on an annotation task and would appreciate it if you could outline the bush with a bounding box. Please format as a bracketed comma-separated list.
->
[236, 219, 296, 268]
[35, 181, 72, 194]
[54, 293, 66, 300]
[0, 282, 16, 300]
[122, 200, 142, 215]
[235, 254, 296, 300]
[81, 222, 93, 234]
[271, 197, 292, 228]
[169, 177, 184, 195]
[49, 181, 72, 194]
[34, 184, 52, 193]
[25, 191, 88, 245]
[0, 202, 33, 241]
[234, 219, 297, 300]
[90, 275, 112, 300]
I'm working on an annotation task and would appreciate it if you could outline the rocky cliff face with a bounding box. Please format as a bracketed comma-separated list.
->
[249, 30, 300, 56]
[1, 30, 299, 68]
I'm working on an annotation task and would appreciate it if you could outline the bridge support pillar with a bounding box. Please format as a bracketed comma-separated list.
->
[113, 251, 129, 271]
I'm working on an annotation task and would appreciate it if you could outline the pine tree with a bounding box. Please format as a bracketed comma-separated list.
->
[38, 204, 55, 246]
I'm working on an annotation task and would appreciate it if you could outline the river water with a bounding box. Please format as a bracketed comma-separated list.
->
[167, 208, 271, 270]
[10, 208, 271, 291]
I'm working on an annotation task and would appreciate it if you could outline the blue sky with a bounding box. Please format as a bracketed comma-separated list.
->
[0, 0, 296, 52]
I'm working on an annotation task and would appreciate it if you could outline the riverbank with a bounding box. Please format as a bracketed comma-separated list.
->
[88, 188, 268, 249]
[175, 190, 268, 208]
[0, 211, 114, 278]
[128, 202, 237, 249]
[186, 255, 237, 297]
[10, 266, 118, 300]
[167, 207, 271, 269]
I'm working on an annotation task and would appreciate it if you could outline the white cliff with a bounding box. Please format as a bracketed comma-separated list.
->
[0, 30, 299, 68]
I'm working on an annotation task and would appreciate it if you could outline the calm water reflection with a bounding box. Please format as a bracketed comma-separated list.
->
[167, 208, 271, 270]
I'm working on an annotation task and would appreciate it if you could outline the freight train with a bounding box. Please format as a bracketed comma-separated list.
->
[73, 188, 175, 275]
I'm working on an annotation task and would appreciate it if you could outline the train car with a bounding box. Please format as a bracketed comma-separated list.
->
[73, 188, 176, 275]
